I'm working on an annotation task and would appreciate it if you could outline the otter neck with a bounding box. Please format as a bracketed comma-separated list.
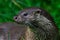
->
[28, 15, 51, 29]
[26, 15, 57, 40]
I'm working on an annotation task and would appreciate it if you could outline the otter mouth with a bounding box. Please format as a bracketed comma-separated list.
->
[14, 21, 25, 25]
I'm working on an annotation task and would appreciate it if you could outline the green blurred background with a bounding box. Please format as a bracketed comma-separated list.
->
[0, 0, 60, 33]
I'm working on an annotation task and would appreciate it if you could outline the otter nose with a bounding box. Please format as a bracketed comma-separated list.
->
[13, 16, 18, 22]
[14, 16, 17, 20]
[14, 16, 23, 22]
[14, 16, 17, 19]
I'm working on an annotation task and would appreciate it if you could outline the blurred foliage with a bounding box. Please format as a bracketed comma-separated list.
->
[0, 0, 60, 31]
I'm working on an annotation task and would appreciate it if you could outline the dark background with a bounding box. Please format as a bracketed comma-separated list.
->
[0, 0, 60, 35]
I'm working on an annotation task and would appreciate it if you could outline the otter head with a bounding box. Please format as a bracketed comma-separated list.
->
[14, 8, 41, 24]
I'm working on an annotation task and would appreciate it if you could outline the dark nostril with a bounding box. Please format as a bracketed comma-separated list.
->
[14, 16, 17, 19]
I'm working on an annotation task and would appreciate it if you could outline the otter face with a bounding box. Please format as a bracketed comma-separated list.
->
[14, 8, 41, 24]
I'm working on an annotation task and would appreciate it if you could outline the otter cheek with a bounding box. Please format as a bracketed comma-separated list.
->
[29, 15, 35, 21]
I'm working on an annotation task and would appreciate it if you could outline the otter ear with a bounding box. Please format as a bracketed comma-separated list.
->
[35, 11, 40, 14]
[34, 10, 41, 19]
[34, 9, 41, 14]
[33, 11, 41, 16]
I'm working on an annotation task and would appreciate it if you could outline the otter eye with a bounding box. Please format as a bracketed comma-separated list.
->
[23, 13, 28, 16]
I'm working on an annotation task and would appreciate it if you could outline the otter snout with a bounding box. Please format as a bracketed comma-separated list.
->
[14, 16, 23, 22]
[14, 16, 18, 21]
[14, 16, 17, 19]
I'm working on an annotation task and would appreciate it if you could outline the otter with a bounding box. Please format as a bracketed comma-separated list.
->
[14, 7, 58, 40]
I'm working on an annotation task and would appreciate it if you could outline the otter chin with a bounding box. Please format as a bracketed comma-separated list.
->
[14, 7, 58, 40]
